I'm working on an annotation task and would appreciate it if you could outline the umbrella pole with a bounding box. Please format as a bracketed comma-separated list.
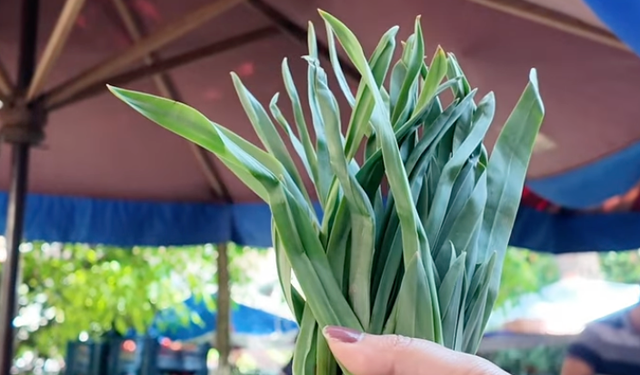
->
[0, 146, 30, 370]
[0, 0, 41, 372]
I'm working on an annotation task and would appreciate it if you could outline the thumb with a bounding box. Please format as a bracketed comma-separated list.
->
[322, 326, 507, 375]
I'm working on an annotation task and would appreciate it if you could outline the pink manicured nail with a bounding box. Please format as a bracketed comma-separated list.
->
[323, 326, 363, 343]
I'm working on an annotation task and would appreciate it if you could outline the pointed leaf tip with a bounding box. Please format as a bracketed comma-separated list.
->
[301, 55, 319, 66]
[107, 85, 130, 101]
[318, 9, 337, 22]
[528, 68, 544, 113]
[106, 84, 117, 95]
[529, 68, 539, 88]
[107, 84, 121, 94]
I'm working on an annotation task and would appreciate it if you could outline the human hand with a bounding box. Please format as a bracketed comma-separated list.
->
[323, 326, 509, 375]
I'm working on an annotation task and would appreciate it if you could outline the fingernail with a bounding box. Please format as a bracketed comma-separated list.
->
[322, 326, 363, 344]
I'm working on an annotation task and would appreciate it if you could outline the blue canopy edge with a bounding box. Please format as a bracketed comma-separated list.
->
[3, 192, 238, 247]
[527, 139, 640, 209]
[150, 295, 298, 341]
[1, 191, 639, 253]
[512, 205, 640, 253]
[1, 192, 312, 248]
[583, 0, 640, 57]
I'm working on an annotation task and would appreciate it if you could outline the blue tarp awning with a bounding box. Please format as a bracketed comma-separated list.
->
[149, 295, 298, 342]
[583, 0, 640, 57]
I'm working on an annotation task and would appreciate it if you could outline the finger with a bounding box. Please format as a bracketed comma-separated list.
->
[322, 326, 507, 375]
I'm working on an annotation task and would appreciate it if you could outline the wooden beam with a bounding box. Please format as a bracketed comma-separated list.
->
[469, 0, 629, 52]
[112, 0, 173, 96]
[26, 0, 86, 101]
[45, 27, 277, 110]
[216, 242, 232, 375]
[112, 0, 231, 201]
[0, 60, 13, 99]
[44, 0, 243, 108]
[246, 0, 361, 79]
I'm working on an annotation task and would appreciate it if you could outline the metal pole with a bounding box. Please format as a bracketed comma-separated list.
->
[0, 0, 40, 372]
[0, 146, 30, 372]
[216, 242, 231, 375]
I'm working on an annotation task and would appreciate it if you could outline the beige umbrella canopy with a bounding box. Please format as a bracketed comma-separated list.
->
[0, 0, 638, 202]
[0, 0, 638, 371]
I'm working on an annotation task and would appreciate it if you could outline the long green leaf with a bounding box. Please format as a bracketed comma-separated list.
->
[232, 73, 312, 206]
[308, 59, 375, 328]
[391, 18, 423, 126]
[425, 92, 495, 256]
[414, 46, 447, 115]
[446, 53, 471, 99]
[324, 22, 356, 107]
[463, 252, 496, 353]
[108, 87, 279, 199]
[281, 58, 319, 191]
[344, 26, 399, 161]
[394, 253, 442, 343]
[269, 184, 362, 330]
[320, 11, 424, 267]
[479, 68, 544, 339]
[306, 23, 333, 207]
[316, 326, 338, 375]
[294, 307, 318, 375]
[273, 221, 305, 323]
[447, 172, 488, 278]
[325, 200, 351, 293]
[438, 251, 466, 348]
[269, 93, 314, 184]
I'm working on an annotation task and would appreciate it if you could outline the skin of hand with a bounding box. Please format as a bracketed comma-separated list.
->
[560, 357, 595, 375]
[322, 326, 509, 375]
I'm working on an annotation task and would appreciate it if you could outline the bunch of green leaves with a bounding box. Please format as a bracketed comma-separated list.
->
[109, 10, 544, 375]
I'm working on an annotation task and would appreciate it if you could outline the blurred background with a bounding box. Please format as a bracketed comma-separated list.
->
[3, 240, 640, 375]
[0, 0, 640, 374]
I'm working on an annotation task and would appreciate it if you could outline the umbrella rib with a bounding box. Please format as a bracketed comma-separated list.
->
[43, 0, 244, 109]
[45, 26, 278, 110]
[0, 60, 13, 99]
[113, 0, 232, 202]
[469, 0, 629, 52]
[26, 0, 86, 102]
[246, 0, 361, 80]
[191, 144, 233, 201]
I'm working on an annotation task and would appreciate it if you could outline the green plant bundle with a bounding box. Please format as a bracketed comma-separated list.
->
[109, 10, 544, 375]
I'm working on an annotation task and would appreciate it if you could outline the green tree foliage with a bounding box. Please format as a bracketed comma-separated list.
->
[8, 239, 640, 362]
[480, 344, 567, 375]
[495, 248, 640, 312]
[495, 247, 560, 310]
[5, 241, 259, 359]
[599, 249, 640, 284]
